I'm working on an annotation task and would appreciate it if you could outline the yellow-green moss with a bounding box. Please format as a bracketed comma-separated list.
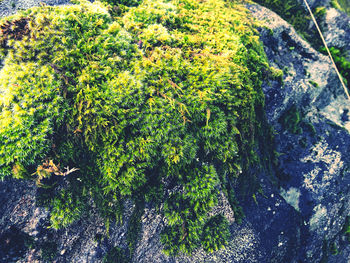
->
[0, 0, 272, 256]
[331, 0, 350, 15]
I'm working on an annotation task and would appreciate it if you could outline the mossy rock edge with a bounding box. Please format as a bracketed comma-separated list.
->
[0, 0, 272, 256]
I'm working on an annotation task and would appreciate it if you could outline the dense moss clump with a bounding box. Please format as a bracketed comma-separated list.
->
[0, 0, 271, 256]
[320, 47, 350, 89]
[101, 0, 142, 7]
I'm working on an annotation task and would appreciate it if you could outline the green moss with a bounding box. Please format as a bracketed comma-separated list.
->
[320, 47, 350, 90]
[315, 6, 327, 17]
[342, 216, 350, 242]
[330, 242, 339, 255]
[49, 190, 86, 229]
[0, 0, 272, 256]
[201, 214, 230, 253]
[101, 0, 142, 7]
[305, 121, 316, 136]
[279, 106, 303, 134]
[331, 0, 342, 10]
[279, 106, 318, 138]
[227, 187, 244, 224]
[331, 0, 350, 15]
[309, 80, 319, 88]
[270, 66, 283, 83]
[126, 198, 144, 256]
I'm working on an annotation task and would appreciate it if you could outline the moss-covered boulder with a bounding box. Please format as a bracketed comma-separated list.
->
[0, 0, 272, 256]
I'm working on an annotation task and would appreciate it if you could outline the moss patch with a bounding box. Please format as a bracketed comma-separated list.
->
[331, 0, 350, 15]
[0, 0, 272, 256]
[279, 106, 303, 134]
[320, 47, 350, 89]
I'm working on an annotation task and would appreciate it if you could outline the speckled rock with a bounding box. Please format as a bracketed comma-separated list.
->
[0, 0, 71, 18]
[0, 1, 349, 262]
[323, 7, 350, 57]
[248, 3, 350, 262]
[297, 0, 350, 57]
[132, 191, 238, 263]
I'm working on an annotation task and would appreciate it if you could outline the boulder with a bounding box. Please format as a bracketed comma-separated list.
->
[0, 1, 349, 262]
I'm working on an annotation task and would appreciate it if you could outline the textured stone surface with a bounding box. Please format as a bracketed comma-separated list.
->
[248, 3, 350, 262]
[0, 1, 349, 262]
[323, 6, 350, 60]
[0, 0, 70, 18]
[302, 0, 350, 58]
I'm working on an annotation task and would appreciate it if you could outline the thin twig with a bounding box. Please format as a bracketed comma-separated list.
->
[302, 0, 350, 101]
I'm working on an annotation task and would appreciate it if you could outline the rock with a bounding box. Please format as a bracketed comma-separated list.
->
[323, 7, 350, 58]
[132, 191, 236, 263]
[0, 1, 349, 262]
[247, 3, 350, 262]
[0, 0, 71, 18]
[301, 0, 350, 58]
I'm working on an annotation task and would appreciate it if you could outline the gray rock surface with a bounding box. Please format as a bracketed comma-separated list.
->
[323, 7, 350, 57]
[248, 3, 350, 262]
[0, 0, 70, 18]
[0, 1, 349, 262]
[298, 0, 350, 58]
